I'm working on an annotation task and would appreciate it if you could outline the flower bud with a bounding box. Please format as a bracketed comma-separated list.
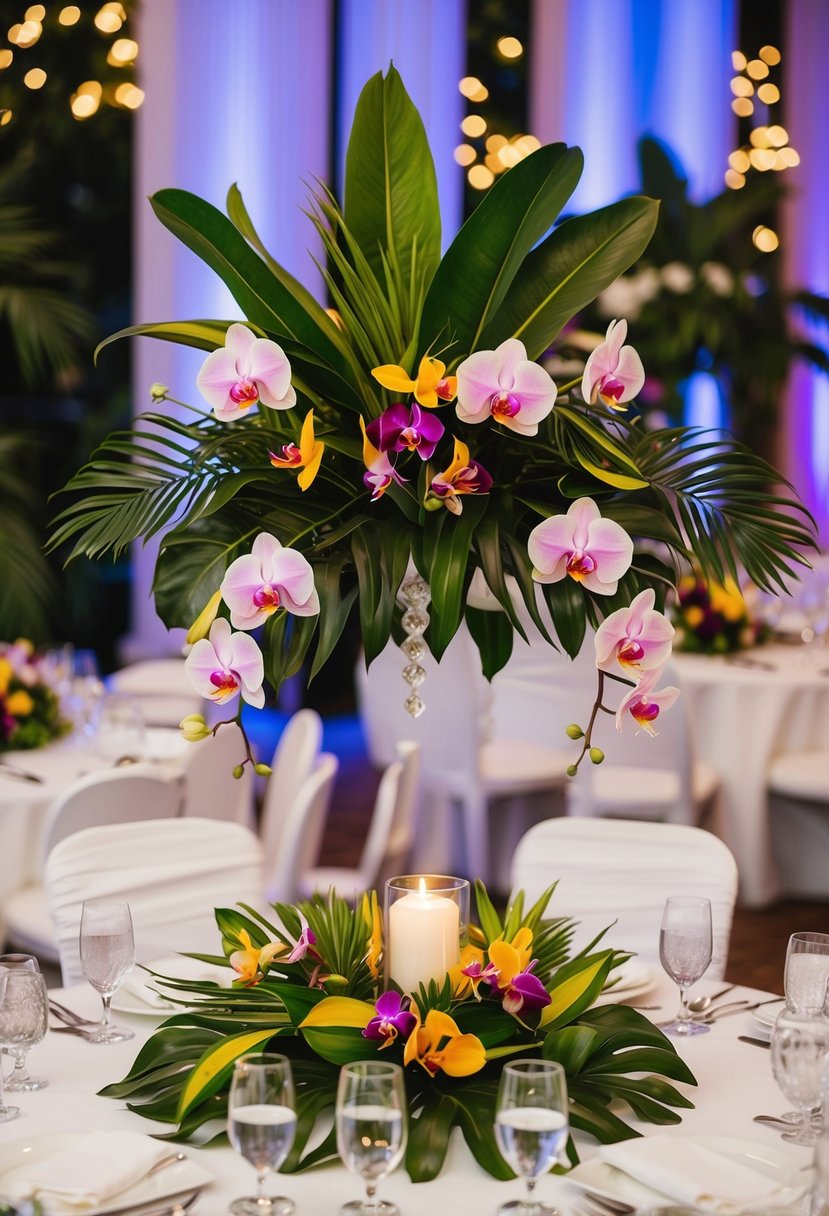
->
[565, 723, 584, 740]
[179, 713, 209, 742]
[232, 764, 245, 780]
[149, 382, 169, 400]
[254, 763, 272, 777]
[589, 747, 605, 765]
[566, 764, 578, 778]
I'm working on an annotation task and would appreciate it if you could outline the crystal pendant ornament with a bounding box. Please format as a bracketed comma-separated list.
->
[399, 576, 431, 717]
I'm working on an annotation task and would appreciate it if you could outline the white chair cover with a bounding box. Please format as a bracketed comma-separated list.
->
[301, 741, 420, 899]
[108, 659, 203, 727]
[180, 724, 254, 827]
[509, 818, 738, 980]
[45, 817, 264, 985]
[768, 749, 829, 898]
[259, 709, 323, 876]
[356, 629, 568, 885]
[3, 766, 184, 963]
[265, 754, 338, 904]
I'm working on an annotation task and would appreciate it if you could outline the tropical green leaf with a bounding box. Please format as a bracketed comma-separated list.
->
[482, 197, 659, 357]
[406, 1090, 456, 1183]
[344, 67, 441, 296]
[309, 560, 359, 682]
[423, 495, 487, 660]
[465, 604, 514, 680]
[351, 520, 411, 664]
[420, 143, 584, 360]
[96, 319, 234, 363]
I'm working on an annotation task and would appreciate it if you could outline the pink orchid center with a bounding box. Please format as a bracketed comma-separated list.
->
[599, 375, 625, 403]
[436, 378, 452, 397]
[276, 444, 302, 466]
[400, 426, 421, 450]
[490, 390, 521, 419]
[565, 550, 596, 581]
[630, 697, 660, 723]
[209, 669, 239, 693]
[252, 584, 280, 612]
[229, 378, 259, 408]
[617, 638, 645, 665]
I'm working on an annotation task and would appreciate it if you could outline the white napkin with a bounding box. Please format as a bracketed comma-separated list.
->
[600, 1136, 803, 1215]
[0, 1131, 169, 1211]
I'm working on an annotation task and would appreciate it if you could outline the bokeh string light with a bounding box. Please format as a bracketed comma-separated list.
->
[0, 2, 142, 129]
[726, 42, 797, 254]
[454, 38, 541, 194]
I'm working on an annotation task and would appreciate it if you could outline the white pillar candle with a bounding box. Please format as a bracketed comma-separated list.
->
[388, 880, 460, 994]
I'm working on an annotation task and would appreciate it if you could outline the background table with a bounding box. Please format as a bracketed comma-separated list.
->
[0, 973, 808, 1215]
[673, 645, 829, 906]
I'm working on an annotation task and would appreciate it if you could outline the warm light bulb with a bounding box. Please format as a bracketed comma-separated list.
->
[77, 79, 102, 98]
[497, 36, 523, 59]
[749, 126, 772, 148]
[453, 143, 476, 167]
[24, 5, 45, 20]
[731, 98, 753, 118]
[0, 108, 13, 126]
[777, 147, 800, 168]
[23, 66, 46, 88]
[752, 226, 779, 252]
[731, 50, 747, 71]
[730, 77, 753, 97]
[71, 93, 100, 118]
[516, 134, 541, 154]
[728, 150, 750, 173]
[114, 82, 144, 108]
[459, 75, 487, 100]
[58, 6, 81, 24]
[766, 125, 788, 147]
[485, 133, 507, 152]
[16, 19, 42, 47]
[0, 49, 12, 69]
[759, 45, 781, 65]
[749, 148, 775, 171]
[468, 165, 495, 190]
[108, 37, 138, 64]
[461, 114, 486, 138]
[747, 59, 769, 80]
[724, 169, 745, 190]
[94, 7, 122, 33]
[757, 83, 780, 104]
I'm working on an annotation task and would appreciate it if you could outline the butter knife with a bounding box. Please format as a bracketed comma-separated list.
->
[738, 1035, 771, 1048]
[0, 761, 44, 783]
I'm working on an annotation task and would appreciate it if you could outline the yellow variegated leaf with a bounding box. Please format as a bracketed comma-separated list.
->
[574, 451, 648, 491]
[178, 1027, 278, 1120]
[539, 956, 608, 1028]
[299, 996, 375, 1030]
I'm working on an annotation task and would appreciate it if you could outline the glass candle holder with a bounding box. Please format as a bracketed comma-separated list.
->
[385, 875, 469, 994]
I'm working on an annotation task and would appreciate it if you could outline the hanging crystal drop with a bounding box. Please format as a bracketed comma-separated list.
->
[399, 575, 431, 716]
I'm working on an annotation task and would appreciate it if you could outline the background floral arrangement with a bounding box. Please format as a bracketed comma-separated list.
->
[0, 640, 69, 752]
[50, 69, 812, 772]
[671, 574, 767, 655]
[102, 885, 696, 1181]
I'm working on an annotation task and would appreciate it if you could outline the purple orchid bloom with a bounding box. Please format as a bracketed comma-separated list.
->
[461, 958, 499, 1000]
[285, 926, 317, 964]
[365, 403, 445, 461]
[501, 960, 552, 1016]
[362, 991, 417, 1048]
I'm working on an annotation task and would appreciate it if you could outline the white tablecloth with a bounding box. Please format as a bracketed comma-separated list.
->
[673, 645, 829, 907]
[0, 974, 808, 1215]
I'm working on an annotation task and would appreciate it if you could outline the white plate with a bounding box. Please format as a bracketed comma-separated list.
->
[566, 1135, 808, 1209]
[0, 1134, 213, 1216]
[595, 960, 655, 1005]
[754, 999, 786, 1030]
[113, 954, 230, 1015]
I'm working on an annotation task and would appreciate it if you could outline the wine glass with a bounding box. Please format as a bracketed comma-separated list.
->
[69, 649, 104, 742]
[785, 933, 829, 1015]
[0, 969, 19, 1123]
[494, 1059, 569, 1216]
[658, 896, 713, 1036]
[336, 1060, 407, 1216]
[96, 694, 146, 762]
[0, 954, 47, 1091]
[79, 900, 135, 1043]
[0, 969, 48, 1104]
[227, 1053, 297, 1216]
[771, 1009, 829, 1144]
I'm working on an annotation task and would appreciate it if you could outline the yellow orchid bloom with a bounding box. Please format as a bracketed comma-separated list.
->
[360, 891, 383, 979]
[371, 356, 457, 409]
[269, 410, 325, 492]
[185, 590, 222, 646]
[229, 929, 286, 986]
[449, 944, 485, 999]
[487, 927, 534, 990]
[6, 690, 33, 717]
[403, 1004, 486, 1078]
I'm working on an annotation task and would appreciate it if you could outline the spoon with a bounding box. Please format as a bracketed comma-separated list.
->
[685, 984, 736, 1016]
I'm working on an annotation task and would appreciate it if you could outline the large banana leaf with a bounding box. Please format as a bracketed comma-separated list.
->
[344, 67, 441, 298]
[482, 197, 659, 357]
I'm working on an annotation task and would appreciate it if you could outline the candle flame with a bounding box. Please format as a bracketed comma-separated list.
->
[419, 877, 427, 896]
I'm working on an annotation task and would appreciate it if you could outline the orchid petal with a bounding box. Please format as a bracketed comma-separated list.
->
[456, 349, 503, 424]
[196, 347, 242, 412]
[371, 364, 417, 394]
[224, 322, 257, 369]
[494, 338, 528, 388]
[440, 1033, 487, 1077]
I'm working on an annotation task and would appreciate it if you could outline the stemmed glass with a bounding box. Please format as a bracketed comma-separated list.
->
[658, 896, 713, 1036]
[770, 1009, 829, 1145]
[227, 1053, 297, 1216]
[0, 969, 48, 1108]
[336, 1060, 407, 1216]
[0, 954, 48, 1091]
[0, 970, 18, 1123]
[785, 933, 829, 1015]
[494, 1059, 569, 1216]
[96, 694, 146, 762]
[79, 900, 135, 1043]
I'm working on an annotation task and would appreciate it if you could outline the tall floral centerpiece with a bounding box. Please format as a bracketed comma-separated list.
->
[0, 641, 69, 752]
[51, 67, 810, 767]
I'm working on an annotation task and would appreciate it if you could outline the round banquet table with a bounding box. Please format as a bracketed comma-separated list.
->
[672, 644, 829, 908]
[0, 732, 188, 920]
[0, 973, 810, 1215]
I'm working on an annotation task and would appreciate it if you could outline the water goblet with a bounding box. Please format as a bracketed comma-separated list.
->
[227, 1053, 297, 1216]
[336, 1060, 407, 1216]
[658, 896, 713, 1036]
[0, 955, 47, 1092]
[96, 694, 146, 763]
[770, 1009, 829, 1145]
[79, 899, 135, 1043]
[785, 933, 829, 1015]
[0, 970, 19, 1123]
[0, 969, 48, 1102]
[494, 1059, 569, 1216]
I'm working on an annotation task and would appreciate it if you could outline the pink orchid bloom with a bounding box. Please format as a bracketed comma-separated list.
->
[460, 958, 500, 1001]
[221, 532, 320, 630]
[359, 416, 407, 501]
[185, 617, 265, 709]
[528, 497, 633, 595]
[284, 925, 318, 964]
[456, 338, 557, 436]
[594, 588, 675, 674]
[581, 319, 645, 411]
[196, 322, 296, 421]
[425, 438, 492, 515]
[615, 667, 681, 736]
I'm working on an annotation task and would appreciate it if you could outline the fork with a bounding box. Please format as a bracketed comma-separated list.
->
[49, 999, 99, 1027]
[574, 1194, 676, 1216]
